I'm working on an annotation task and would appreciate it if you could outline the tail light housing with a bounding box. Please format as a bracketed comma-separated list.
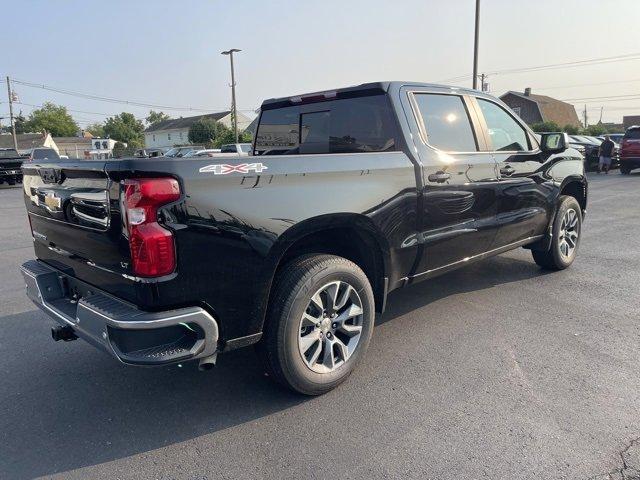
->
[123, 178, 180, 277]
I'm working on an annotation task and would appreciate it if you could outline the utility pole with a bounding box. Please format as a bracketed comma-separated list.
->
[472, 0, 480, 89]
[6, 76, 18, 151]
[583, 104, 588, 129]
[221, 49, 241, 143]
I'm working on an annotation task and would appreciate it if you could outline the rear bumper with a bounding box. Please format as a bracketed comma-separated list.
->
[21, 260, 219, 366]
[620, 157, 640, 168]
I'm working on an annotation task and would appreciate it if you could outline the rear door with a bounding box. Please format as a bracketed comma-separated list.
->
[470, 96, 553, 248]
[21, 160, 129, 279]
[401, 87, 501, 275]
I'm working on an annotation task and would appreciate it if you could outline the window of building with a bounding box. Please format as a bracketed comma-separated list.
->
[511, 106, 521, 117]
[152, 134, 156, 142]
[412, 93, 478, 152]
[179, 132, 183, 140]
[477, 99, 530, 151]
[168, 133, 172, 141]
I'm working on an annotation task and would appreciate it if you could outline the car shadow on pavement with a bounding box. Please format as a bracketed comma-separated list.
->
[0, 254, 547, 479]
[377, 254, 551, 326]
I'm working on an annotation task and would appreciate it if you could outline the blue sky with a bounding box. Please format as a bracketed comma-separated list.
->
[3, 0, 639, 126]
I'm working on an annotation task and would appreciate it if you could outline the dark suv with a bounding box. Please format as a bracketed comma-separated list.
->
[620, 126, 640, 174]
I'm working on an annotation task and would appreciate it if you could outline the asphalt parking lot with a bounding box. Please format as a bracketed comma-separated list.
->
[1, 173, 639, 480]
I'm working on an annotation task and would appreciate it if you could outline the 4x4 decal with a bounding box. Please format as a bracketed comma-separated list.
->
[199, 163, 268, 175]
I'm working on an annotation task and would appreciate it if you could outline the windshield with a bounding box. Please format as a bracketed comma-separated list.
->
[240, 143, 251, 152]
[164, 148, 179, 157]
[221, 144, 237, 153]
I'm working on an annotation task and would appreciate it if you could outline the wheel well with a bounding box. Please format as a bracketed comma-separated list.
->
[275, 227, 386, 313]
[560, 181, 587, 212]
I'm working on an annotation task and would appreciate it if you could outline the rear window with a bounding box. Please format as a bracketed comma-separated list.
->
[0, 149, 19, 159]
[624, 128, 640, 139]
[221, 145, 237, 153]
[254, 94, 398, 155]
[31, 148, 60, 160]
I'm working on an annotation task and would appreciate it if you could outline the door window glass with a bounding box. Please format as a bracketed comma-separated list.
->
[477, 99, 530, 151]
[413, 94, 478, 152]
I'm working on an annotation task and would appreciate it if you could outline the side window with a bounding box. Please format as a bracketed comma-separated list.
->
[255, 106, 299, 155]
[477, 99, 530, 152]
[412, 93, 478, 152]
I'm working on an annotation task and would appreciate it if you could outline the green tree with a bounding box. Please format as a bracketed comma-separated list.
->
[188, 118, 225, 146]
[24, 102, 78, 136]
[530, 121, 560, 133]
[212, 126, 253, 148]
[85, 122, 105, 137]
[12, 112, 27, 134]
[584, 124, 608, 136]
[112, 141, 127, 158]
[146, 110, 170, 126]
[103, 112, 145, 147]
[562, 124, 580, 135]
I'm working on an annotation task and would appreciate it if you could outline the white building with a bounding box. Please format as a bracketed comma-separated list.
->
[144, 111, 253, 149]
[54, 137, 122, 159]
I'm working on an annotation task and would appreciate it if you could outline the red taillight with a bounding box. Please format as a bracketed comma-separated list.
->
[124, 178, 180, 277]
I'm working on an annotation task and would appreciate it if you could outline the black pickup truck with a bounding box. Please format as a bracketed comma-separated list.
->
[20, 82, 587, 394]
[0, 148, 24, 185]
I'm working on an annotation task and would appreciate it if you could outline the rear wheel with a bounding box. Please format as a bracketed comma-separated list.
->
[532, 195, 582, 270]
[258, 254, 375, 395]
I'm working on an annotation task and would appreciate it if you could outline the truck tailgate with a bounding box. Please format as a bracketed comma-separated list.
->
[22, 160, 130, 280]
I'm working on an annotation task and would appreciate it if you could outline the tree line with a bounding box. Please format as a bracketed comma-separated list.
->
[1, 102, 251, 157]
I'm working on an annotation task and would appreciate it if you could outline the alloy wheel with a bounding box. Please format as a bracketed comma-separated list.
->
[297, 281, 364, 374]
[559, 208, 579, 258]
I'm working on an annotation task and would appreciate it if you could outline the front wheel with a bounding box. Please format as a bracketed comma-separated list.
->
[258, 254, 375, 395]
[532, 195, 582, 270]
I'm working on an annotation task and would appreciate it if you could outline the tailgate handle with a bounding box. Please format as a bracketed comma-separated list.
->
[70, 191, 110, 228]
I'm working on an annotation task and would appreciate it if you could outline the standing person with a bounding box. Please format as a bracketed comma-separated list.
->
[598, 135, 615, 174]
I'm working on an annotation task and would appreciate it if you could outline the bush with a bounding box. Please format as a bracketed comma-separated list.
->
[562, 124, 580, 135]
[530, 121, 560, 133]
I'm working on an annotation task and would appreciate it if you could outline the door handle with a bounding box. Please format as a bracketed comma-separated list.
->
[499, 165, 516, 176]
[428, 172, 451, 183]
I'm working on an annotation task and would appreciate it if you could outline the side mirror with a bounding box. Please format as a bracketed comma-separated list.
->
[540, 132, 567, 154]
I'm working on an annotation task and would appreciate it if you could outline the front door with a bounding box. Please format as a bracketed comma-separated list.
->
[471, 97, 553, 248]
[401, 88, 501, 277]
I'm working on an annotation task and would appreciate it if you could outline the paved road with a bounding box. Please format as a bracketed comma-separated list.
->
[1, 174, 639, 480]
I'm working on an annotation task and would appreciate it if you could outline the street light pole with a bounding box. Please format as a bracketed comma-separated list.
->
[472, 0, 480, 90]
[221, 49, 241, 143]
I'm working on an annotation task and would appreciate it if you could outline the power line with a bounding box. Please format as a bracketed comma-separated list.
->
[534, 78, 640, 91]
[435, 52, 640, 85]
[562, 94, 640, 102]
[10, 77, 256, 113]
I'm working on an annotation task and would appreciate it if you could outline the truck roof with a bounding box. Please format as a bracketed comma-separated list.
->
[260, 81, 477, 110]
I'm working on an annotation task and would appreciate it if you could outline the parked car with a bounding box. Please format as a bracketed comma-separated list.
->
[568, 135, 619, 171]
[0, 148, 24, 185]
[164, 146, 202, 158]
[28, 147, 60, 162]
[220, 143, 252, 155]
[182, 149, 222, 157]
[134, 148, 166, 158]
[597, 133, 624, 145]
[20, 81, 587, 395]
[620, 126, 640, 174]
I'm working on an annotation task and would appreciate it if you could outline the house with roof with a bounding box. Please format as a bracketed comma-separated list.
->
[0, 133, 58, 155]
[499, 88, 582, 128]
[54, 137, 123, 159]
[144, 111, 252, 148]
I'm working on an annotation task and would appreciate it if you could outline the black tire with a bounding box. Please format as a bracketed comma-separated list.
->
[532, 195, 582, 270]
[620, 166, 631, 175]
[7, 178, 15, 186]
[258, 254, 375, 395]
